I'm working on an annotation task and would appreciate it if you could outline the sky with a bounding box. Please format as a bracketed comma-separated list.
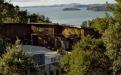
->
[6, 0, 116, 7]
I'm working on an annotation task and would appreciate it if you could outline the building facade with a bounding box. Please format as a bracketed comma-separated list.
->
[1, 23, 101, 51]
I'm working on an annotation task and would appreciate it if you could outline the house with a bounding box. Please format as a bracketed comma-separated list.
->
[1, 23, 101, 51]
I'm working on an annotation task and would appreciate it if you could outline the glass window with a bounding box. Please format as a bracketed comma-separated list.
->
[38, 27, 44, 32]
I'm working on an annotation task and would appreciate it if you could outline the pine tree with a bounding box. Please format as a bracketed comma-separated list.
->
[0, 38, 37, 75]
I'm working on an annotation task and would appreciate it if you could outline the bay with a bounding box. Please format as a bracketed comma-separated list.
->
[20, 7, 113, 26]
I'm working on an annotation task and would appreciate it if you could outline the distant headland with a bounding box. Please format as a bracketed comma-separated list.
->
[20, 3, 116, 11]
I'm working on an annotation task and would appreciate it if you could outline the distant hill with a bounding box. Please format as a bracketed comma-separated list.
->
[20, 3, 116, 10]
[86, 4, 116, 11]
[87, 5, 107, 11]
[20, 3, 87, 8]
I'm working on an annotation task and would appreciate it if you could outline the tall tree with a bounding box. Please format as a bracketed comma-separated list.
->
[60, 35, 109, 75]
[101, 1, 121, 75]
[102, 23, 121, 75]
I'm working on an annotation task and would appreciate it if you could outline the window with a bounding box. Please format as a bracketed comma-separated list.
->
[38, 27, 44, 32]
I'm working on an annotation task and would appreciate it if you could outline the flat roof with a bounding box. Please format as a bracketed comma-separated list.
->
[22, 45, 62, 65]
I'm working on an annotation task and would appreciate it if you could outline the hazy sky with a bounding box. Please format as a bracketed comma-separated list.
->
[6, 0, 116, 7]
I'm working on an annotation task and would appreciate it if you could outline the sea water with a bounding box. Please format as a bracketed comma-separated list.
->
[20, 7, 113, 26]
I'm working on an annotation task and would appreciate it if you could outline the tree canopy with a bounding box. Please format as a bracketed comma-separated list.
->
[60, 35, 109, 75]
[102, 23, 121, 75]
[0, 38, 37, 75]
[0, 1, 51, 23]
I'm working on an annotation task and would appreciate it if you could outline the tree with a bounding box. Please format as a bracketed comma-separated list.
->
[106, 1, 121, 24]
[102, 23, 121, 75]
[81, 21, 87, 27]
[101, 1, 121, 75]
[0, 0, 4, 30]
[28, 13, 52, 23]
[18, 10, 28, 23]
[0, 38, 37, 75]
[60, 35, 109, 75]
[0, 1, 51, 23]
[91, 13, 114, 34]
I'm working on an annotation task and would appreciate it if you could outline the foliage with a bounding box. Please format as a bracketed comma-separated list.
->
[1, 2, 51, 23]
[81, 21, 88, 27]
[101, 1, 121, 75]
[106, 1, 121, 23]
[0, 38, 37, 75]
[81, 13, 114, 34]
[59, 35, 110, 75]
[91, 13, 114, 34]
[28, 13, 51, 23]
[0, 0, 4, 31]
[102, 23, 121, 75]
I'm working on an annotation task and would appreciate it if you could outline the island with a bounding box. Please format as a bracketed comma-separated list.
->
[62, 7, 81, 11]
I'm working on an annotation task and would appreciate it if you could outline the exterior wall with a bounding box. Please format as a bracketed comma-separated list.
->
[83, 28, 101, 38]
[31, 24, 55, 36]
[1, 23, 31, 44]
[31, 35, 45, 46]
[54, 25, 64, 35]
